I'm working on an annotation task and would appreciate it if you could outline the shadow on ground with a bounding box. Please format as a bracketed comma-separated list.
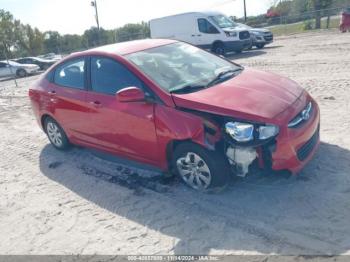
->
[226, 50, 267, 60]
[39, 141, 350, 255]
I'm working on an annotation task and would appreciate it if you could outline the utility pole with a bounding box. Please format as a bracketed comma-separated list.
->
[91, 0, 100, 30]
[243, 0, 247, 22]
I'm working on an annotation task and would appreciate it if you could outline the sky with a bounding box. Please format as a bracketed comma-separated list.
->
[1, 0, 274, 35]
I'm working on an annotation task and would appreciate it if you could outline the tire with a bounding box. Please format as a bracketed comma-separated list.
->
[44, 117, 71, 150]
[256, 44, 265, 49]
[16, 69, 27, 78]
[212, 42, 226, 56]
[42, 64, 50, 70]
[172, 142, 230, 192]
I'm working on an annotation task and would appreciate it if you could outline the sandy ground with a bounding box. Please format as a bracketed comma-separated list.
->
[1, 29, 350, 255]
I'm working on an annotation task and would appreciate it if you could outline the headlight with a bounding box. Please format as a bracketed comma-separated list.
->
[252, 31, 264, 36]
[225, 31, 237, 37]
[225, 122, 254, 142]
[258, 125, 279, 140]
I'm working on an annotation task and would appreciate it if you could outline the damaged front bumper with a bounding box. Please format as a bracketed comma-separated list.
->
[270, 101, 320, 174]
[222, 100, 320, 176]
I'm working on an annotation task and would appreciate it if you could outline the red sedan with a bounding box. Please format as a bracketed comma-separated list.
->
[29, 39, 320, 191]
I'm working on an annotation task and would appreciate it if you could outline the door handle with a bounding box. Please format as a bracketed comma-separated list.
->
[89, 101, 102, 108]
[48, 90, 56, 95]
[191, 34, 195, 37]
[197, 34, 202, 37]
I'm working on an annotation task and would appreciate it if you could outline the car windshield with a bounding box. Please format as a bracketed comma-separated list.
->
[125, 42, 242, 93]
[5, 61, 21, 66]
[238, 23, 252, 29]
[209, 15, 238, 28]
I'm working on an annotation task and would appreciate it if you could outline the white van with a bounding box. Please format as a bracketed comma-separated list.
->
[150, 11, 251, 55]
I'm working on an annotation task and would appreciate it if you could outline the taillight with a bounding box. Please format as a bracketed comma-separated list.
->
[28, 89, 35, 98]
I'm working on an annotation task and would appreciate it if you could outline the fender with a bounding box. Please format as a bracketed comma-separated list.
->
[154, 104, 221, 170]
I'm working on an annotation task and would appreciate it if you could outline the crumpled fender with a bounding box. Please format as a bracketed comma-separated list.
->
[154, 104, 220, 170]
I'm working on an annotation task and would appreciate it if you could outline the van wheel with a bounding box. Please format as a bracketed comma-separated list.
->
[16, 69, 27, 77]
[212, 42, 226, 56]
[44, 117, 70, 150]
[256, 44, 265, 49]
[172, 142, 230, 192]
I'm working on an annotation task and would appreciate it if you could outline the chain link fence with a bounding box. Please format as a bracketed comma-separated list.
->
[238, 5, 350, 35]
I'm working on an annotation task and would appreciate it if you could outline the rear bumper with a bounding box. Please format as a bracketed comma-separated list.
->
[271, 101, 320, 174]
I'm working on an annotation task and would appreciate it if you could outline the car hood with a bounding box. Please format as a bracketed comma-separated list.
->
[222, 27, 248, 33]
[250, 28, 270, 33]
[171, 68, 304, 123]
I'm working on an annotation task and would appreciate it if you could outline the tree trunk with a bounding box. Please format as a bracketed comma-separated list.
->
[326, 15, 330, 28]
[314, 0, 322, 29]
[315, 10, 321, 29]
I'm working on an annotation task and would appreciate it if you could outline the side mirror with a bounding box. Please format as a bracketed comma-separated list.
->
[116, 87, 145, 103]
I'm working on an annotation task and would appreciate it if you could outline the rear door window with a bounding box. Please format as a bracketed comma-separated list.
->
[54, 58, 85, 89]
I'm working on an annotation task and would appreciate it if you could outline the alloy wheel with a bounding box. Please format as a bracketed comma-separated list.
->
[47, 122, 63, 147]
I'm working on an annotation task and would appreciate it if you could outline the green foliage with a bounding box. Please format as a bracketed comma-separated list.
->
[0, 8, 150, 59]
[302, 19, 315, 30]
[115, 22, 150, 42]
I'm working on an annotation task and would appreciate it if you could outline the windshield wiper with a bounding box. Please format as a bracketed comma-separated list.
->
[169, 84, 206, 94]
[206, 68, 242, 88]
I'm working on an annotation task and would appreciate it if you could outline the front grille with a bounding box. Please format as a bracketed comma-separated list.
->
[264, 34, 273, 41]
[297, 127, 319, 161]
[239, 31, 250, 40]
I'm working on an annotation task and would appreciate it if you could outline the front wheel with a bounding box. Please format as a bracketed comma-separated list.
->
[212, 43, 226, 56]
[256, 43, 265, 49]
[16, 69, 27, 77]
[45, 117, 71, 150]
[172, 142, 230, 192]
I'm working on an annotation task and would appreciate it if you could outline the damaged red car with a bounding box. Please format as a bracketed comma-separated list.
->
[29, 39, 320, 191]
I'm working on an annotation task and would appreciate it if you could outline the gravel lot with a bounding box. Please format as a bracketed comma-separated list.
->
[1, 29, 350, 255]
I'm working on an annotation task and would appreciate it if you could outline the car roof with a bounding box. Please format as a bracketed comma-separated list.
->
[150, 11, 224, 21]
[81, 38, 178, 56]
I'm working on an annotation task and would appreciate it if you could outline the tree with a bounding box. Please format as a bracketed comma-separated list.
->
[0, 9, 16, 59]
[60, 34, 83, 53]
[115, 22, 150, 42]
[1, 8, 151, 58]
[309, 0, 333, 29]
[43, 31, 61, 54]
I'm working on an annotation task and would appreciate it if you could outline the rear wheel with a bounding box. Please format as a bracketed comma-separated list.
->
[44, 117, 70, 150]
[16, 69, 27, 77]
[172, 142, 230, 192]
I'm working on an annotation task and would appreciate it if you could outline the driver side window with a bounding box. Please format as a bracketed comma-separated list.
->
[90, 57, 143, 95]
[198, 18, 220, 34]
